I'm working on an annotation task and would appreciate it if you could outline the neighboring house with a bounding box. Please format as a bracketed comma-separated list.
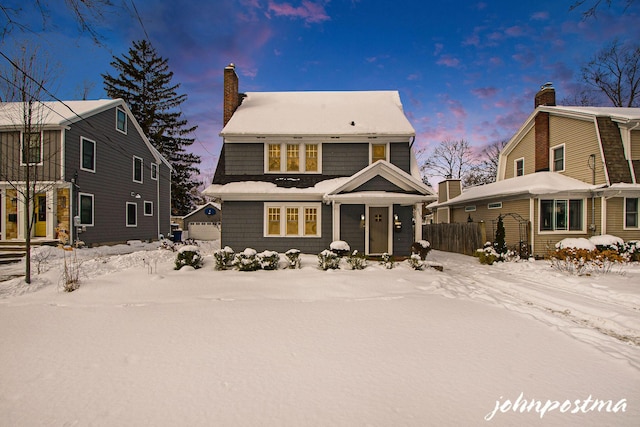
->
[429, 84, 640, 257]
[0, 99, 172, 246]
[178, 202, 222, 241]
[203, 64, 436, 256]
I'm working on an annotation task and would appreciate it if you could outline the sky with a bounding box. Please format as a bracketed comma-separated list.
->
[1, 0, 639, 184]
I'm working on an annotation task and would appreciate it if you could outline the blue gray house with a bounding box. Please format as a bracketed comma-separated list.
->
[203, 64, 435, 256]
[0, 99, 172, 246]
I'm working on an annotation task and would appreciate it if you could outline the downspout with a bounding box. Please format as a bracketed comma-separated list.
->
[588, 154, 596, 233]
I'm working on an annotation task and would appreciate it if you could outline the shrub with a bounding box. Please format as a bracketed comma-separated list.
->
[213, 246, 235, 270]
[494, 215, 507, 255]
[330, 240, 350, 257]
[346, 250, 367, 270]
[258, 250, 280, 270]
[623, 241, 640, 262]
[60, 246, 82, 292]
[589, 234, 624, 253]
[476, 242, 518, 265]
[233, 248, 260, 272]
[318, 249, 341, 270]
[285, 249, 301, 269]
[380, 252, 395, 269]
[410, 240, 431, 260]
[407, 253, 424, 270]
[174, 245, 203, 270]
[548, 240, 627, 275]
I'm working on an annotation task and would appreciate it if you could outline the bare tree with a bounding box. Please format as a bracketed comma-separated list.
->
[569, 0, 637, 18]
[0, 43, 57, 284]
[463, 139, 509, 187]
[581, 39, 640, 107]
[419, 138, 478, 183]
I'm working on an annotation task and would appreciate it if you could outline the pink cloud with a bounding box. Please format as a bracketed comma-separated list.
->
[267, 0, 330, 24]
[436, 54, 460, 68]
[471, 87, 499, 99]
[407, 73, 421, 81]
[504, 25, 524, 37]
[531, 11, 549, 20]
[489, 56, 503, 66]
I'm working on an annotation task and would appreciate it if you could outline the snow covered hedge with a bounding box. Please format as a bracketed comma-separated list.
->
[410, 240, 431, 260]
[213, 246, 235, 270]
[549, 236, 629, 275]
[174, 245, 203, 270]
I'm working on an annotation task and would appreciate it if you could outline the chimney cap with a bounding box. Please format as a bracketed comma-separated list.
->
[540, 82, 554, 90]
[226, 63, 236, 69]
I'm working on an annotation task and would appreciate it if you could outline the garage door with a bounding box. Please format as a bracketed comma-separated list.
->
[187, 222, 221, 240]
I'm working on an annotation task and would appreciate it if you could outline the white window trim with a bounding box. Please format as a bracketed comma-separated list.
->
[538, 198, 586, 234]
[514, 157, 524, 177]
[623, 197, 639, 230]
[263, 202, 322, 237]
[464, 205, 476, 212]
[80, 136, 96, 173]
[78, 192, 95, 227]
[126, 202, 137, 227]
[370, 142, 389, 164]
[133, 156, 144, 184]
[150, 163, 158, 180]
[551, 144, 565, 172]
[144, 200, 153, 216]
[20, 131, 43, 166]
[488, 202, 502, 209]
[264, 143, 322, 174]
[116, 107, 128, 134]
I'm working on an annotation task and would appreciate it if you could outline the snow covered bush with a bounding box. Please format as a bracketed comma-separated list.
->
[258, 250, 280, 270]
[476, 242, 518, 265]
[346, 250, 367, 270]
[549, 238, 627, 275]
[213, 246, 235, 270]
[407, 254, 424, 270]
[623, 241, 640, 262]
[285, 249, 301, 269]
[174, 245, 203, 270]
[330, 240, 350, 257]
[318, 249, 341, 270]
[380, 252, 395, 269]
[60, 246, 82, 292]
[410, 240, 431, 260]
[589, 234, 624, 253]
[233, 248, 260, 272]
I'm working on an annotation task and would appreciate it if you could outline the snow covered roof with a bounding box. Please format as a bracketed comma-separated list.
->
[202, 178, 349, 201]
[434, 172, 602, 207]
[0, 99, 123, 127]
[541, 106, 640, 122]
[220, 91, 415, 137]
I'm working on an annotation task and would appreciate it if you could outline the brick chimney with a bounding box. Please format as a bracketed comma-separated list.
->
[534, 83, 555, 172]
[223, 63, 239, 126]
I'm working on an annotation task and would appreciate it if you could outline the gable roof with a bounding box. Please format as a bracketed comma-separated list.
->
[0, 99, 172, 170]
[182, 202, 222, 219]
[432, 172, 602, 208]
[220, 91, 415, 137]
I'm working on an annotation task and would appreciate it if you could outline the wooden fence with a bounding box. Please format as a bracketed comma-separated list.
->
[422, 222, 487, 256]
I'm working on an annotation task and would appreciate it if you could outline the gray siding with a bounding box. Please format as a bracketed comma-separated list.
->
[0, 130, 61, 182]
[221, 201, 332, 253]
[352, 176, 411, 193]
[224, 143, 264, 175]
[393, 205, 414, 256]
[322, 143, 369, 175]
[390, 142, 411, 173]
[340, 204, 365, 253]
[65, 107, 167, 245]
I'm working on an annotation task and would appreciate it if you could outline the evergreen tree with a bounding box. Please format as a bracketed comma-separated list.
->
[102, 39, 202, 215]
[494, 215, 507, 255]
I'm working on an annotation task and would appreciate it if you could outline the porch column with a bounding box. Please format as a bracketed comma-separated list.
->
[332, 201, 341, 242]
[414, 203, 422, 241]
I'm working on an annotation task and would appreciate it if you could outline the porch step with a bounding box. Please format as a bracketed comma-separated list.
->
[0, 251, 25, 265]
[0, 240, 58, 265]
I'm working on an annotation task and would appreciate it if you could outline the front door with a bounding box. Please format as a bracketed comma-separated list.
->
[35, 194, 46, 237]
[369, 207, 389, 254]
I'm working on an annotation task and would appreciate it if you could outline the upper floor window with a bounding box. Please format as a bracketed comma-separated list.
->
[133, 156, 143, 183]
[22, 132, 42, 164]
[540, 199, 583, 232]
[266, 143, 321, 173]
[150, 163, 158, 180]
[116, 108, 127, 134]
[625, 198, 639, 228]
[371, 143, 387, 163]
[515, 158, 524, 177]
[81, 137, 96, 172]
[552, 145, 564, 172]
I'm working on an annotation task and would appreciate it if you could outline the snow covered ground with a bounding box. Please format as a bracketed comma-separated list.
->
[0, 240, 638, 426]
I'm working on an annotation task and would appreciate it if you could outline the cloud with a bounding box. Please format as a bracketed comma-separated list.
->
[436, 54, 460, 68]
[407, 73, 421, 81]
[531, 11, 549, 20]
[471, 87, 499, 99]
[504, 25, 525, 37]
[267, 0, 331, 24]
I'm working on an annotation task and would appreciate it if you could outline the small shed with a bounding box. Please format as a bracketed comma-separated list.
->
[181, 202, 222, 241]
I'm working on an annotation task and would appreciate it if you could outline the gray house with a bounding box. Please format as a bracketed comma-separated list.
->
[203, 64, 435, 256]
[0, 99, 172, 246]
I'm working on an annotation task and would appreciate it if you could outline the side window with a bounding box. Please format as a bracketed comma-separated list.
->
[552, 145, 564, 172]
[144, 201, 153, 216]
[133, 156, 143, 183]
[81, 137, 96, 172]
[79, 193, 94, 226]
[151, 163, 158, 180]
[515, 158, 524, 177]
[116, 108, 127, 134]
[126, 202, 137, 227]
[625, 198, 639, 228]
[22, 132, 42, 164]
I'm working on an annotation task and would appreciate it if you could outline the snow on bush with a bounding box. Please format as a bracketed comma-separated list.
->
[380, 252, 395, 269]
[330, 240, 350, 257]
[213, 246, 235, 270]
[346, 250, 367, 270]
[285, 249, 301, 269]
[410, 240, 431, 260]
[589, 234, 624, 249]
[555, 238, 596, 251]
[318, 249, 341, 270]
[549, 238, 627, 276]
[475, 242, 518, 265]
[258, 250, 280, 270]
[624, 241, 640, 262]
[233, 248, 260, 272]
[174, 246, 203, 270]
[407, 254, 424, 270]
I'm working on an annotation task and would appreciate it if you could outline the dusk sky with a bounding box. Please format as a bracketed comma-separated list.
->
[2, 0, 639, 182]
